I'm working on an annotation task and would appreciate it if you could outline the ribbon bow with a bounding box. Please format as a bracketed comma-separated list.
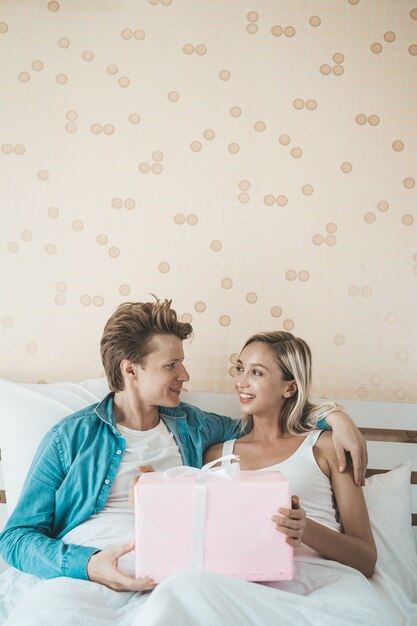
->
[164, 454, 240, 571]
[164, 453, 240, 480]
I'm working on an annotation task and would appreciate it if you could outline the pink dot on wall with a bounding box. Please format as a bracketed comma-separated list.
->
[333, 335, 345, 346]
[285, 270, 297, 281]
[80, 295, 91, 306]
[112, 197, 123, 209]
[56, 74, 68, 85]
[190, 141, 202, 152]
[54, 294, 66, 305]
[58, 37, 70, 48]
[403, 177, 415, 189]
[158, 261, 170, 273]
[109, 247, 120, 258]
[271, 306, 282, 318]
[309, 16, 321, 27]
[129, 113, 141, 124]
[167, 91, 180, 102]
[82, 50, 94, 62]
[263, 195, 275, 206]
[32, 60, 44, 71]
[48, 207, 59, 218]
[20, 230, 32, 241]
[210, 240, 222, 252]
[26, 342, 38, 353]
[219, 315, 231, 327]
[124, 198, 136, 209]
[119, 284, 131, 296]
[7, 241, 19, 253]
[219, 69, 231, 81]
[221, 278, 233, 289]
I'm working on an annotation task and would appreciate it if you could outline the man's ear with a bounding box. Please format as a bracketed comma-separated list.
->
[283, 380, 297, 398]
[120, 359, 137, 380]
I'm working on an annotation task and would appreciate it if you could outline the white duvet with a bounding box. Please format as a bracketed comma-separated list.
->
[1, 555, 416, 626]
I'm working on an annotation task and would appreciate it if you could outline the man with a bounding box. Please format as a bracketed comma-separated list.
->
[0, 299, 366, 593]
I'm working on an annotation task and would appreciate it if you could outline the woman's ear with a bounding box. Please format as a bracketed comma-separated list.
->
[283, 380, 297, 398]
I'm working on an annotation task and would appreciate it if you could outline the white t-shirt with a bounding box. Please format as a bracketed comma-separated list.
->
[62, 419, 183, 573]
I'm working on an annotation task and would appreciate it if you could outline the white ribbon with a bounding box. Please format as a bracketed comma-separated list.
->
[164, 455, 240, 571]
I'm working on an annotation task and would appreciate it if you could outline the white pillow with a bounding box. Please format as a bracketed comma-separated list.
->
[0, 378, 109, 516]
[363, 464, 417, 601]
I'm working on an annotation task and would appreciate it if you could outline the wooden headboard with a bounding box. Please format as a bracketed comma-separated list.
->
[360, 427, 417, 527]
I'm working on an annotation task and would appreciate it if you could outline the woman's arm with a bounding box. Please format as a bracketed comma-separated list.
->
[302, 432, 377, 577]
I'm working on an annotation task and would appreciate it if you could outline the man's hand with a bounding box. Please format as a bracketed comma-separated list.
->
[326, 411, 368, 486]
[87, 542, 156, 592]
[272, 495, 306, 547]
[128, 465, 154, 507]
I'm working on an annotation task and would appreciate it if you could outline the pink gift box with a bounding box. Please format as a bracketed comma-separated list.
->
[134, 463, 293, 582]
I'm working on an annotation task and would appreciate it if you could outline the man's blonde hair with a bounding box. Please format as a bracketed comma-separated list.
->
[100, 299, 193, 391]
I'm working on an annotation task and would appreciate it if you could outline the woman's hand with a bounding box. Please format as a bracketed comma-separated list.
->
[87, 543, 156, 592]
[272, 495, 306, 547]
[326, 411, 368, 486]
[128, 465, 154, 507]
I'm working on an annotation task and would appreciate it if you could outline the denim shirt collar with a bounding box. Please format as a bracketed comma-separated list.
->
[94, 392, 187, 430]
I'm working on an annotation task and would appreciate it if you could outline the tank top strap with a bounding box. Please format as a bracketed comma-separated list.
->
[221, 439, 237, 463]
[304, 429, 323, 447]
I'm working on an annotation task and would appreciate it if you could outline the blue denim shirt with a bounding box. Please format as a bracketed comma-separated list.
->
[0, 393, 243, 581]
[0, 393, 329, 581]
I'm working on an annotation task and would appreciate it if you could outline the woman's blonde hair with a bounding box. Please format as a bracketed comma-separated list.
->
[240, 331, 337, 435]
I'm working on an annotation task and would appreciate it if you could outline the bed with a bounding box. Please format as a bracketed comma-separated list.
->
[0, 378, 416, 625]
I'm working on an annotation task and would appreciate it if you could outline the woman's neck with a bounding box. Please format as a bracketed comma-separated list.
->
[113, 390, 159, 431]
[245, 412, 287, 442]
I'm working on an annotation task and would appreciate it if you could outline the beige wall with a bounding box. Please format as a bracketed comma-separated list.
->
[1, 0, 416, 402]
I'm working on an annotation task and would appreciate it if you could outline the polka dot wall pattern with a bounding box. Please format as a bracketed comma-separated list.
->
[1, 1, 416, 404]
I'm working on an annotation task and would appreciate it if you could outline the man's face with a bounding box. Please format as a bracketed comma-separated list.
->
[133, 334, 190, 407]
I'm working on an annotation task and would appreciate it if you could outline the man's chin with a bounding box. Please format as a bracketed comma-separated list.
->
[165, 393, 181, 406]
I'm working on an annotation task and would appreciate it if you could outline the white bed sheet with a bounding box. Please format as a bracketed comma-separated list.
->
[1, 557, 416, 626]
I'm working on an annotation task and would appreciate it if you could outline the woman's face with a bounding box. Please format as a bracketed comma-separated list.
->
[131, 334, 190, 407]
[234, 342, 295, 417]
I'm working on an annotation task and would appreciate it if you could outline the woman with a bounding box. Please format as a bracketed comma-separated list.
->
[206, 331, 376, 575]
[134, 332, 392, 626]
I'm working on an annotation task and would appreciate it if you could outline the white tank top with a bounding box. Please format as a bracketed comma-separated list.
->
[222, 430, 340, 534]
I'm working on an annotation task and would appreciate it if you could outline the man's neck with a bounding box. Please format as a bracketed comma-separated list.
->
[113, 390, 160, 431]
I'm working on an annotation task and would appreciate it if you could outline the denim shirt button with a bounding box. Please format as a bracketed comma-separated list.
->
[104, 479, 110, 485]
[116, 449, 122, 455]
